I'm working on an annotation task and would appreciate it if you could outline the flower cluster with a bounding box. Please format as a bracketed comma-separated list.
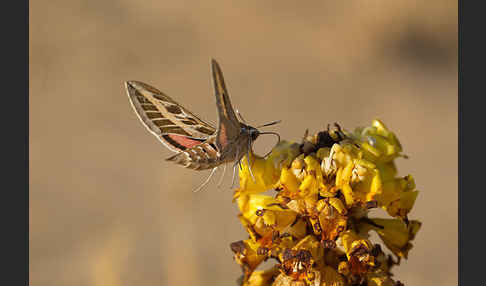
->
[231, 120, 421, 286]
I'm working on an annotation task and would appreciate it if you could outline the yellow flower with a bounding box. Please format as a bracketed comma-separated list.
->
[272, 266, 346, 286]
[359, 218, 422, 258]
[319, 266, 346, 286]
[366, 272, 399, 286]
[382, 176, 419, 218]
[278, 167, 301, 196]
[315, 198, 347, 242]
[341, 230, 373, 259]
[230, 239, 268, 278]
[232, 120, 421, 285]
[351, 119, 404, 163]
[243, 267, 280, 286]
[277, 235, 321, 280]
[237, 141, 301, 197]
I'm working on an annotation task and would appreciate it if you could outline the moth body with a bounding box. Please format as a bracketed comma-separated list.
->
[125, 59, 264, 171]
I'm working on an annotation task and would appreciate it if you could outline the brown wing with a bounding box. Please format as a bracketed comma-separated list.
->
[125, 81, 216, 152]
[211, 59, 242, 151]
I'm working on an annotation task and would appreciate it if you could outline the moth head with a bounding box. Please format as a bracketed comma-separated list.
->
[243, 120, 282, 158]
[241, 124, 260, 141]
[249, 126, 260, 141]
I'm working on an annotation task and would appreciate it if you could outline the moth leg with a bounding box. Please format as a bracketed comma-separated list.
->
[231, 163, 238, 188]
[231, 147, 241, 188]
[193, 167, 218, 193]
[217, 164, 227, 189]
[247, 140, 256, 182]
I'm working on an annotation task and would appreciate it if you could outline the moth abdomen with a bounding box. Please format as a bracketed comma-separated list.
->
[165, 140, 221, 170]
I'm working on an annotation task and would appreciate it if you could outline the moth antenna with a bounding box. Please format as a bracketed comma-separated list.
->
[193, 167, 218, 193]
[257, 120, 282, 128]
[247, 139, 256, 182]
[236, 109, 247, 124]
[217, 164, 227, 190]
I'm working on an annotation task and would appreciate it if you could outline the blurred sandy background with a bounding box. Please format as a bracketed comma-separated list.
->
[30, 1, 457, 285]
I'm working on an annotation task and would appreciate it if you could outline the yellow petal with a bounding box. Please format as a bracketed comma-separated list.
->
[293, 235, 324, 262]
[320, 266, 346, 286]
[341, 184, 355, 207]
[299, 175, 318, 198]
[279, 167, 301, 194]
[367, 218, 422, 258]
[366, 272, 397, 286]
[243, 267, 279, 286]
[340, 230, 372, 259]
[328, 197, 347, 215]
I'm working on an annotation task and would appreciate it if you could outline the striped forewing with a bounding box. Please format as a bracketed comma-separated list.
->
[210, 59, 241, 151]
[125, 81, 216, 153]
